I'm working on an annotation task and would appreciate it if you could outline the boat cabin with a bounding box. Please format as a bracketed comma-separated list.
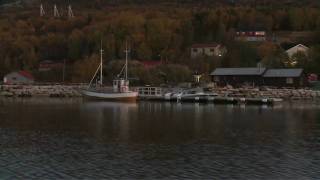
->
[113, 79, 130, 93]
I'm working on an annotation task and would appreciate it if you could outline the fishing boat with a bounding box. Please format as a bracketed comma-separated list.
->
[81, 43, 138, 101]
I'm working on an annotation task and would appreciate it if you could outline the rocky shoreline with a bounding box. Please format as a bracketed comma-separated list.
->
[210, 87, 320, 100]
[1, 84, 320, 101]
[0, 85, 85, 98]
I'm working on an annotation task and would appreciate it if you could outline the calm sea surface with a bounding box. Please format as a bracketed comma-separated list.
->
[0, 98, 319, 179]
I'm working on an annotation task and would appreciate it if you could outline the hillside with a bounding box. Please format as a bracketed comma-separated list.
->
[1, 0, 320, 84]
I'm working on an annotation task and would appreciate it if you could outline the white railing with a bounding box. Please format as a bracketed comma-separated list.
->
[137, 87, 163, 97]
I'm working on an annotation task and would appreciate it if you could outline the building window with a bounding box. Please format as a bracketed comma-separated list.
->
[286, 78, 294, 84]
[192, 48, 198, 52]
[210, 48, 214, 52]
[255, 31, 266, 36]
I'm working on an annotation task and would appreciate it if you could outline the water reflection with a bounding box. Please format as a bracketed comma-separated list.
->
[1, 98, 320, 144]
[0, 98, 319, 178]
[81, 101, 137, 141]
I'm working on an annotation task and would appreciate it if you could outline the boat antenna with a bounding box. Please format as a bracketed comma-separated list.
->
[100, 39, 103, 86]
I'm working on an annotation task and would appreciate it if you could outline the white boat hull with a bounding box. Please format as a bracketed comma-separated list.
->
[81, 89, 138, 101]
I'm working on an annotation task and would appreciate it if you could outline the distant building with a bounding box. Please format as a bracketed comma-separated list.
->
[39, 60, 64, 72]
[308, 73, 318, 82]
[263, 68, 307, 87]
[210, 67, 266, 87]
[141, 60, 162, 69]
[235, 30, 266, 42]
[190, 43, 227, 58]
[285, 44, 309, 58]
[3, 71, 35, 85]
[210, 67, 307, 87]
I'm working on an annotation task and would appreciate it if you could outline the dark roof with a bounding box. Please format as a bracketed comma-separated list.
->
[210, 68, 266, 76]
[191, 43, 220, 48]
[236, 25, 266, 32]
[263, 69, 303, 77]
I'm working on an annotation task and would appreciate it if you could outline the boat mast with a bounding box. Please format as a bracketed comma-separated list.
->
[124, 42, 129, 81]
[100, 40, 103, 85]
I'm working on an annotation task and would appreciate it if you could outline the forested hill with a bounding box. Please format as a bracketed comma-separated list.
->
[1, 0, 320, 84]
[2, 0, 320, 8]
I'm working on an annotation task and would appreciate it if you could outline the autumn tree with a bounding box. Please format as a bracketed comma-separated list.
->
[68, 29, 86, 61]
[72, 54, 100, 82]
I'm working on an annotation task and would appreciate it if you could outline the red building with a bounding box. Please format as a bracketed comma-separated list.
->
[235, 31, 266, 42]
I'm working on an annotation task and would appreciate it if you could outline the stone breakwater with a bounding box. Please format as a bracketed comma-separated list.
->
[211, 87, 320, 100]
[1, 85, 320, 101]
[0, 85, 85, 98]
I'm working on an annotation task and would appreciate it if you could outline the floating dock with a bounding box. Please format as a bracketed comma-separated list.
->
[137, 87, 283, 105]
[139, 95, 282, 105]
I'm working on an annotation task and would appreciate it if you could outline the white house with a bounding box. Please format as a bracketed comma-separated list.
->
[191, 43, 227, 58]
[286, 44, 309, 58]
[3, 71, 35, 85]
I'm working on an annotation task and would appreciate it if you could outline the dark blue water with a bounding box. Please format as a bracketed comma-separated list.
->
[0, 98, 319, 179]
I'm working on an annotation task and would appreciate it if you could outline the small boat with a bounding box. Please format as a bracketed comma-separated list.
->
[81, 42, 138, 101]
[164, 88, 218, 101]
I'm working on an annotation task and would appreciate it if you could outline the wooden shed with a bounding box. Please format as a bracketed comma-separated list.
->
[210, 68, 267, 87]
[262, 69, 307, 87]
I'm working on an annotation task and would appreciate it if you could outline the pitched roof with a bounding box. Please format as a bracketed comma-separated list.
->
[191, 43, 220, 48]
[236, 25, 266, 32]
[263, 69, 303, 77]
[210, 68, 266, 76]
[287, 44, 309, 50]
[18, 71, 34, 80]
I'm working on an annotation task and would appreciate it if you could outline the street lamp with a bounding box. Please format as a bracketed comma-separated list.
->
[158, 54, 162, 62]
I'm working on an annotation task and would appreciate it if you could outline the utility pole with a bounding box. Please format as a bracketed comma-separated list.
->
[60, 7, 64, 17]
[40, 4, 45, 17]
[62, 59, 66, 82]
[40, 4, 74, 18]
[68, 5, 74, 18]
[53, 4, 60, 17]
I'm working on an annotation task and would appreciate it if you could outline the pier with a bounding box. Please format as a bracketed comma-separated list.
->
[137, 87, 283, 105]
